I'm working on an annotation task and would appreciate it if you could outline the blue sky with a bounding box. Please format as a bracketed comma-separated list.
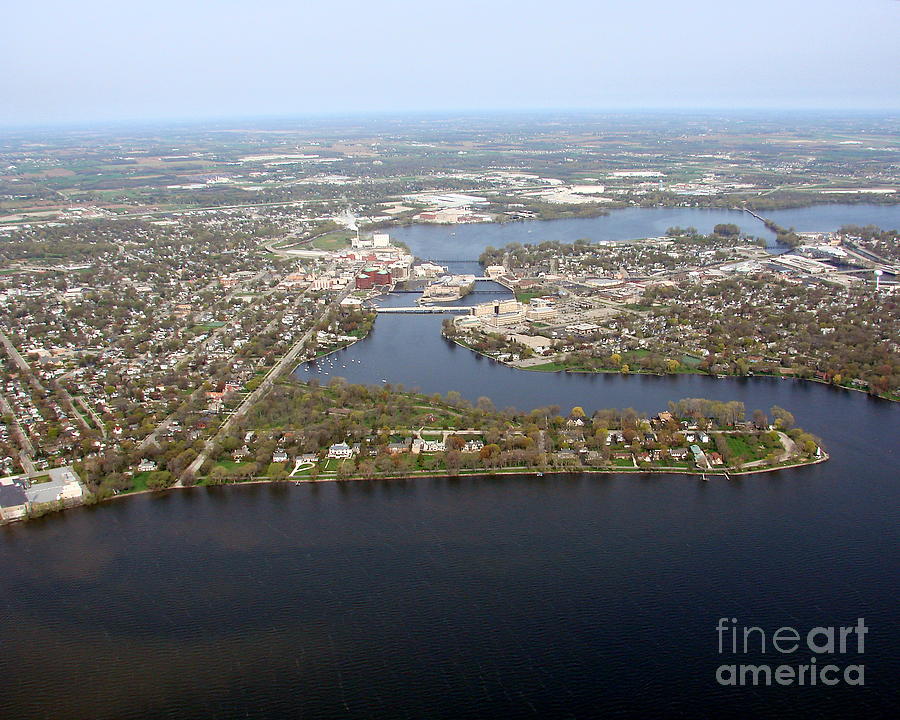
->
[3, 0, 899, 124]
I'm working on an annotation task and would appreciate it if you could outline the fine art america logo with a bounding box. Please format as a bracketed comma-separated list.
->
[715, 618, 867, 686]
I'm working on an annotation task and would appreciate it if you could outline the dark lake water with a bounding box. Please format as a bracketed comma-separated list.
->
[2, 204, 899, 719]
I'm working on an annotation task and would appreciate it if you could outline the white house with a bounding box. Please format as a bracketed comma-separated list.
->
[328, 442, 355, 459]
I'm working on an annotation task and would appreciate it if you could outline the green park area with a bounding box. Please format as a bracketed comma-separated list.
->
[310, 230, 355, 251]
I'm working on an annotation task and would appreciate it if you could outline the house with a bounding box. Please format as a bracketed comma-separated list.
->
[298, 453, 319, 464]
[387, 441, 409, 455]
[422, 439, 445, 452]
[327, 442, 354, 459]
[233, 445, 250, 461]
[137, 459, 157, 473]
[669, 448, 690, 461]
[463, 439, 484, 453]
[0, 481, 29, 522]
[690, 445, 707, 467]
[554, 449, 580, 463]
[272, 449, 288, 464]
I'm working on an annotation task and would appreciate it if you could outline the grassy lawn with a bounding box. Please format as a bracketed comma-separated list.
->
[528, 361, 571, 372]
[622, 349, 651, 360]
[725, 434, 767, 463]
[29, 474, 51, 484]
[516, 290, 547, 304]
[310, 230, 355, 251]
[291, 464, 317, 477]
[215, 459, 255, 472]
[265, 462, 287, 476]
[130, 472, 151, 492]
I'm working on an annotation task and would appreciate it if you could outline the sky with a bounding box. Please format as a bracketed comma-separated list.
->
[3, 0, 899, 125]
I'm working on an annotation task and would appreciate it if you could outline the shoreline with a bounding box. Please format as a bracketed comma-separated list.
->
[304, 315, 377, 363]
[1, 452, 830, 527]
[444, 334, 897, 402]
[522, 365, 898, 402]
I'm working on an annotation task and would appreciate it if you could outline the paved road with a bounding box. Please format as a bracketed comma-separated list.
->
[184, 285, 350, 480]
[737, 431, 798, 469]
[0, 330, 32, 375]
[138, 270, 282, 452]
[78, 397, 108, 438]
[0, 392, 35, 473]
[0, 330, 53, 398]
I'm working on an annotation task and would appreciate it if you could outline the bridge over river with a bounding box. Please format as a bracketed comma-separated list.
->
[376, 306, 472, 314]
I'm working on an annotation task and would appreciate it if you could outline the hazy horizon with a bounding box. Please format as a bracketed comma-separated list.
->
[2, 107, 899, 134]
[3, 0, 899, 126]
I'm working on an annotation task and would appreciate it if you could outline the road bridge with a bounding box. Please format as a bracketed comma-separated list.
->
[376, 306, 471, 314]
[391, 288, 499, 294]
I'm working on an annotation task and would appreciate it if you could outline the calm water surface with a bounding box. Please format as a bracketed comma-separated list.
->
[2, 205, 899, 719]
[387, 203, 900, 266]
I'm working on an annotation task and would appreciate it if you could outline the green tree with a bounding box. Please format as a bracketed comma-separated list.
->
[771, 406, 795, 430]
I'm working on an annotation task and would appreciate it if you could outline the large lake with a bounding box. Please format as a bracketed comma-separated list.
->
[1, 204, 898, 719]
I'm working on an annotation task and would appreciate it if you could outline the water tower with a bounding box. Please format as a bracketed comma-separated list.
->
[874, 269, 883, 291]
